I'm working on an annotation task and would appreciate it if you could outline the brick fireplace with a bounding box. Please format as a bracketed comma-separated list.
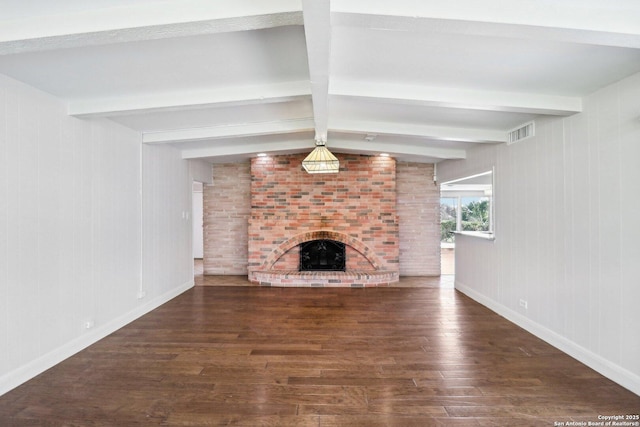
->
[247, 153, 400, 286]
[202, 158, 441, 283]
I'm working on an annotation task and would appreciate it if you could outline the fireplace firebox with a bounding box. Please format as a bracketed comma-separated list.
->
[299, 239, 346, 271]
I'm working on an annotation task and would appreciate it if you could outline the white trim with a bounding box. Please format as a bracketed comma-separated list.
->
[455, 279, 640, 397]
[454, 231, 495, 241]
[0, 280, 194, 397]
[143, 118, 314, 144]
[440, 170, 493, 185]
[331, 117, 506, 144]
[69, 81, 311, 118]
[331, 80, 582, 116]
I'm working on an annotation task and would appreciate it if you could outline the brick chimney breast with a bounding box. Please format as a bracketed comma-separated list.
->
[248, 153, 399, 277]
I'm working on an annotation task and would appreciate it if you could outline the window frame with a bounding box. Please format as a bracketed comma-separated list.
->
[440, 169, 495, 241]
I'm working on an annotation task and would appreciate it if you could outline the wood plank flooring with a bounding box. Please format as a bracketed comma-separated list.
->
[1, 284, 638, 426]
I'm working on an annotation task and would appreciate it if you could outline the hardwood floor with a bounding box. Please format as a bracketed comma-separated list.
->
[1, 284, 638, 426]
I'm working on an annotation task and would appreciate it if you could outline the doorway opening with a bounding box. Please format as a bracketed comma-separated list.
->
[440, 170, 494, 275]
[193, 181, 204, 276]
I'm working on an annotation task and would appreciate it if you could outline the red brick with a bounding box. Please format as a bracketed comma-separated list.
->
[203, 157, 441, 282]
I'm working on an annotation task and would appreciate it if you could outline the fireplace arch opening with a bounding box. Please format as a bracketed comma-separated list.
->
[260, 230, 385, 272]
[299, 239, 345, 271]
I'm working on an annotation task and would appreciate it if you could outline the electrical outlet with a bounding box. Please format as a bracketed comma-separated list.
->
[84, 319, 94, 329]
[519, 299, 528, 310]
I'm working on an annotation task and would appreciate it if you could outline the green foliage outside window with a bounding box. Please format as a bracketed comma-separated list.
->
[441, 220, 456, 242]
[440, 199, 490, 242]
[461, 200, 489, 231]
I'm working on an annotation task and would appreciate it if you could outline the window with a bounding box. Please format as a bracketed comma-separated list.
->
[440, 197, 457, 243]
[440, 170, 494, 240]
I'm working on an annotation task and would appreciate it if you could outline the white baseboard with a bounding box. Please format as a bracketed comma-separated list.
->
[455, 279, 640, 397]
[0, 280, 194, 397]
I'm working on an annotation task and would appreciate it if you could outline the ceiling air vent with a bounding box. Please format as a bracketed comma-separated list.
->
[507, 121, 535, 145]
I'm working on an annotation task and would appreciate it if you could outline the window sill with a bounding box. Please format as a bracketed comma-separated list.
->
[454, 231, 495, 241]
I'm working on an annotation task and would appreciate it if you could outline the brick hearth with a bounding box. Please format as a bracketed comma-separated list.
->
[251, 270, 399, 287]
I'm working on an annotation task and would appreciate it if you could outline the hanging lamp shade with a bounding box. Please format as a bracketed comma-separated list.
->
[302, 139, 339, 174]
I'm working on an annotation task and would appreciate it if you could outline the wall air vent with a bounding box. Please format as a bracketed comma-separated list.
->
[507, 121, 535, 145]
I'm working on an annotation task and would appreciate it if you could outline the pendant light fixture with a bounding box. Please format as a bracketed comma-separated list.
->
[302, 137, 339, 174]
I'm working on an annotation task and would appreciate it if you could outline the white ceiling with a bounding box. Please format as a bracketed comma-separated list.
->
[1, 0, 640, 164]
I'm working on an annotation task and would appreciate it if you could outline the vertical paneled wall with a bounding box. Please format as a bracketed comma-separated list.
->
[0, 74, 194, 396]
[397, 162, 440, 275]
[142, 144, 194, 297]
[0, 74, 141, 393]
[437, 71, 640, 394]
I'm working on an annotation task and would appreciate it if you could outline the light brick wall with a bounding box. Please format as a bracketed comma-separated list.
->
[203, 162, 251, 275]
[249, 153, 399, 273]
[202, 159, 439, 277]
[397, 162, 441, 276]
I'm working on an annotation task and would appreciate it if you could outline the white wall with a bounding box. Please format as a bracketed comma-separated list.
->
[142, 143, 194, 292]
[0, 74, 193, 395]
[437, 72, 640, 395]
[188, 159, 213, 185]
